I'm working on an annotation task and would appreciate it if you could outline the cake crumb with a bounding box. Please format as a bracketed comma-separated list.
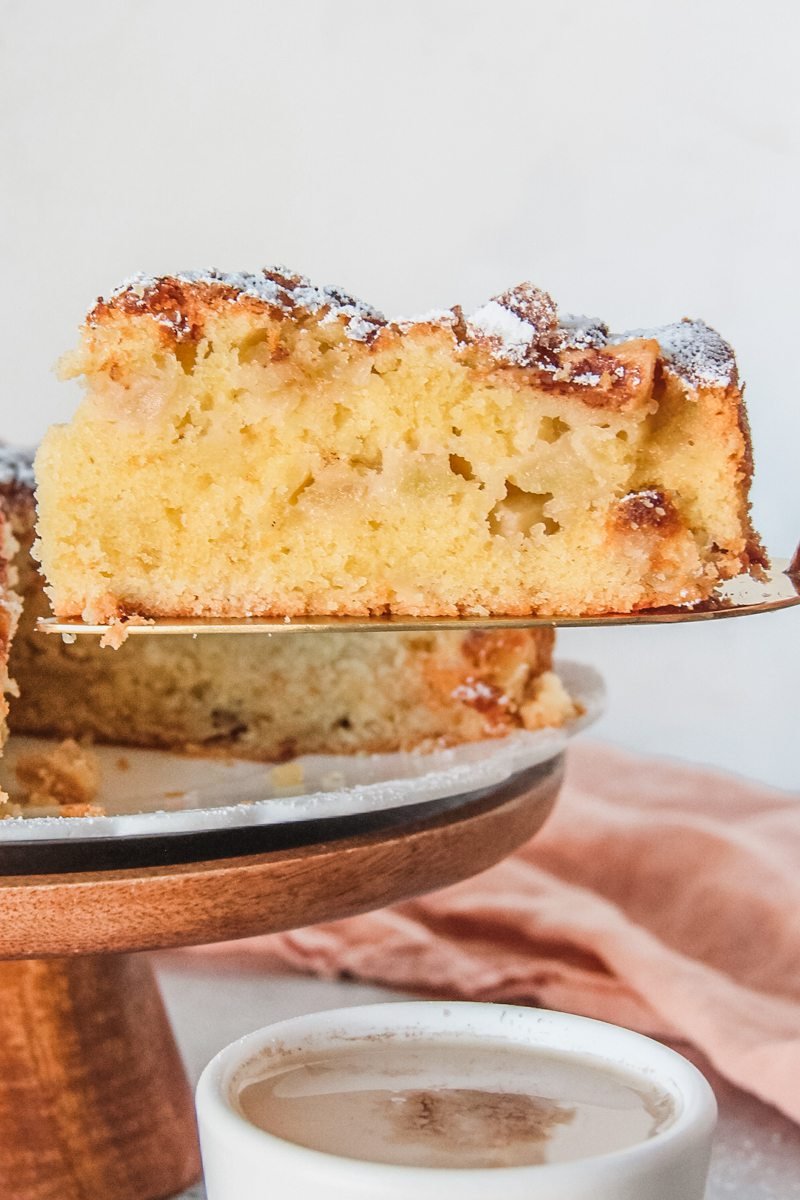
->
[270, 760, 305, 789]
[520, 671, 582, 730]
[99, 614, 155, 649]
[15, 738, 103, 812]
[115, 755, 130, 771]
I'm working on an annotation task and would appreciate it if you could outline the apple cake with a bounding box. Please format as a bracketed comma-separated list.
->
[3, 448, 575, 760]
[35, 269, 765, 623]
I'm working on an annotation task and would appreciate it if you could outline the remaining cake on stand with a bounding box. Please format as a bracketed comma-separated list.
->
[35, 269, 764, 624]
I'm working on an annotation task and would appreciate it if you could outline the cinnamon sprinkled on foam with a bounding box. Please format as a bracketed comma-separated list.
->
[89, 270, 738, 388]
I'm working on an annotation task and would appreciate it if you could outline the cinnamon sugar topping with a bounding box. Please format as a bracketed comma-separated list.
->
[88, 270, 738, 388]
[557, 314, 610, 351]
[94, 268, 387, 344]
[610, 319, 737, 388]
[648, 319, 737, 388]
[465, 300, 542, 365]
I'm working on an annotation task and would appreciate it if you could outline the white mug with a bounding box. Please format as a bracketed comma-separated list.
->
[196, 1001, 717, 1200]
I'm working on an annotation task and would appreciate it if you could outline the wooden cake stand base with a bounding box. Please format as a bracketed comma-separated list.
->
[0, 955, 197, 1200]
[0, 754, 563, 1200]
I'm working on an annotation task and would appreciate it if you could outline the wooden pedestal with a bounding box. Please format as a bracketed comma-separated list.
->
[0, 955, 198, 1200]
[0, 754, 563, 1200]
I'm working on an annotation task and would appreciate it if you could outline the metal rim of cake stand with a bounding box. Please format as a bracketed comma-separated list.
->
[0, 754, 564, 875]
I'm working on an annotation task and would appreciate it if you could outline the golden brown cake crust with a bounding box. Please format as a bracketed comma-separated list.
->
[84, 269, 740, 395]
[88, 268, 388, 348]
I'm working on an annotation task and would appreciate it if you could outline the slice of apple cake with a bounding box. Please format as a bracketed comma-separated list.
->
[36, 270, 765, 621]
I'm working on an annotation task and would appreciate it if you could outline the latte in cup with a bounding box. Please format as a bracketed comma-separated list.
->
[236, 1036, 674, 1169]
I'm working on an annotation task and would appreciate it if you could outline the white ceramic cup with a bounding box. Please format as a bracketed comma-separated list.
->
[196, 1001, 717, 1200]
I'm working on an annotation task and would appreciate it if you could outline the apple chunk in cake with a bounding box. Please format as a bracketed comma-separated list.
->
[35, 270, 765, 621]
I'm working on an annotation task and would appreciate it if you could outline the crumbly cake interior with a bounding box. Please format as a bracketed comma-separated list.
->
[36, 270, 764, 622]
[11, 621, 574, 759]
[14, 738, 101, 815]
[3, 449, 575, 761]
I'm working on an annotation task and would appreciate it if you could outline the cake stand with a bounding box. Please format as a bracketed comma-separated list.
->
[0, 752, 563, 1200]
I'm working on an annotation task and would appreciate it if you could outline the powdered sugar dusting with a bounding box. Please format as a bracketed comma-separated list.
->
[558, 314, 609, 350]
[395, 309, 458, 331]
[94, 271, 738, 387]
[610, 319, 736, 388]
[465, 301, 539, 366]
[104, 268, 386, 343]
[464, 286, 735, 388]
[652, 319, 737, 388]
[464, 283, 562, 367]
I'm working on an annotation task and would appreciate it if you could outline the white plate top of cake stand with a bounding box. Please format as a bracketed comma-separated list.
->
[0, 662, 601, 846]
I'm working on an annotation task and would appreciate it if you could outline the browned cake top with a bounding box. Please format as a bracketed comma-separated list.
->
[86, 268, 739, 395]
[88, 268, 387, 346]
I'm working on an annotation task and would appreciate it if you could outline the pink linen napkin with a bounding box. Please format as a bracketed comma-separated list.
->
[195, 741, 800, 1122]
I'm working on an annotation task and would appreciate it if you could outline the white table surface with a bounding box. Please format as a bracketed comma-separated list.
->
[154, 612, 800, 1197]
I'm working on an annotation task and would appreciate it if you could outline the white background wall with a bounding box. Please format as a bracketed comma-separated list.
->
[1, 1, 797, 787]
